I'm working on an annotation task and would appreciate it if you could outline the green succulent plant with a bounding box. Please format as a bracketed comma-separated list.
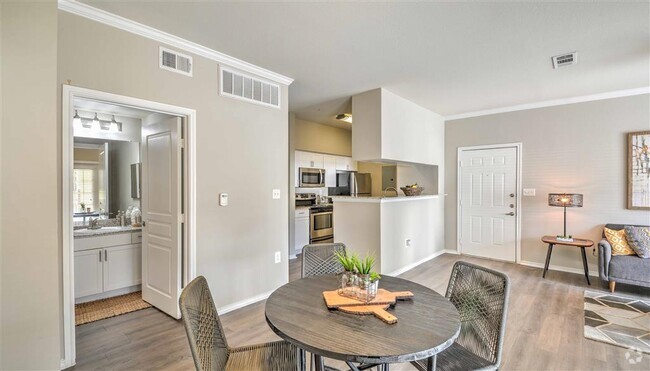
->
[333, 250, 356, 272]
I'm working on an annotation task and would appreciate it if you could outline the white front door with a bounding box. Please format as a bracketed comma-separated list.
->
[141, 116, 182, 318]
[459, 147, 518, 262]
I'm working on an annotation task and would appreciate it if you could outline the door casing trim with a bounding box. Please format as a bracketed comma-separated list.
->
[456, 143, 523, 263]
[61, 85, 197, 369]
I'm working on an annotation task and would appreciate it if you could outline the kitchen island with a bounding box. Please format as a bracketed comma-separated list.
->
[332, 195, 445, 275]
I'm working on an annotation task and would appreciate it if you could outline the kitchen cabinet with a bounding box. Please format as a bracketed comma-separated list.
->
[74, 249, 104, 298]
[295, 150, 355, 187]
[296, 150, 324, 169]
[295, 208, 310, 253]
[323, 155, 337, 187]
[336, 156, 357, 171]
[104, 244, 142, 291]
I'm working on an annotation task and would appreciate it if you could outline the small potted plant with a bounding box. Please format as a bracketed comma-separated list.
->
[353, 254, 381, 302]
[79, 202, 86, 213]
[334, 250, 357, 296]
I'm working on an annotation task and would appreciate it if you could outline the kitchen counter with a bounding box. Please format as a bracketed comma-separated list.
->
[74, 225, 142, 238]
[331, 195, 441, 203]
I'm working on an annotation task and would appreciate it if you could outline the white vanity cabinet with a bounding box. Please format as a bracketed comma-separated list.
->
[74, 230, 142, 301]
[103, 244, 142, 291]
[74, 249, 104, 298]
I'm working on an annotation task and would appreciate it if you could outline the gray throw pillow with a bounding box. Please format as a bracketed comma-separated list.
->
[624, 226, 650, 259]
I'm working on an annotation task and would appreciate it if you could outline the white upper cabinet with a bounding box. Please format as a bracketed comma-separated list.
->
[295, 150, 355, 187]
[296, 150, 324, 169]
[335, 156, 357, 171]
[323, 155, 337, 187]
[352, 88, 444, 166]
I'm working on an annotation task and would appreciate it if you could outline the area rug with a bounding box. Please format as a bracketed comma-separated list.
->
[584, 290, 650, 354]
[75, 291, 151, 326]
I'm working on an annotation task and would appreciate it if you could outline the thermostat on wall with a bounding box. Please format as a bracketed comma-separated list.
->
[219, 193, 229, 206]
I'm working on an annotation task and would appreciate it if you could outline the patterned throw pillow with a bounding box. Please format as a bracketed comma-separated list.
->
[624, 226, 650, 259]
[604, 228, 636, 256]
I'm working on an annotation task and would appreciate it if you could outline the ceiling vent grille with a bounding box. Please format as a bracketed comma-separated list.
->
[159, 47, 193, 76]
[220, 67, 280, 109]
[552, 52, 578, 69]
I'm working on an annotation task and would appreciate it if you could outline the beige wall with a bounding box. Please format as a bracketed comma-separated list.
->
[357, 162, 384, 196]
[1, 1, 61, 369]
[294, 118, 352, 156]
[74, 147, 100, 162]
[59, 10, 289, 308]
[445, 94, 650, 273]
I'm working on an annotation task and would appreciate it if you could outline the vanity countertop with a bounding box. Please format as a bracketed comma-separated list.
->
[74, 225, 142, 238]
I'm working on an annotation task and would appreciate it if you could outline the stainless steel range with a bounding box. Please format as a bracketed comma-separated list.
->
[309, 205, 333, 244]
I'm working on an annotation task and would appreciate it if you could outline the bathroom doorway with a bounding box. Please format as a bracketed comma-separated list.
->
[61, 85, 197, 368]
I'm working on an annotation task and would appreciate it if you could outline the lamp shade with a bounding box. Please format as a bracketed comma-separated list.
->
[548, 193, 583, 207]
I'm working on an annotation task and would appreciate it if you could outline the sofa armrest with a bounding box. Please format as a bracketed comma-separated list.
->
[598, 239, 612, 281]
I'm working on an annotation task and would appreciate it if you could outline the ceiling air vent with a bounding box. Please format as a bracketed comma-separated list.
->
[159, 47, 193, 76]
[220, 67, 280, 109]
[552, 52, 578, 69]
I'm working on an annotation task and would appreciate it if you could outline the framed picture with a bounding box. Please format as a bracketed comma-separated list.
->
[628, 130, 650, 210]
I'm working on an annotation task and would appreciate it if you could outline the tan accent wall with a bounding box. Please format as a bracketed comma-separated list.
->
[445, 94, 650, 272]
[294, 118, 352, 156]
[1, 1, 61, 369]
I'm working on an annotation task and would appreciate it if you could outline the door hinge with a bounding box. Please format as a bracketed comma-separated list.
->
[179, 139, 185, 149]
[180, 213, 185, 223]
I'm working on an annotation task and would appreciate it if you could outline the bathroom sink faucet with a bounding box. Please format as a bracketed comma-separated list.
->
[88, 218, 102, 230]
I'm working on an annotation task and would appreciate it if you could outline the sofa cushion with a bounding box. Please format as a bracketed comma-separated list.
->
[609, 255, 650, 282]
[604, 228, 636, 256]
[625, 226, 650, 258]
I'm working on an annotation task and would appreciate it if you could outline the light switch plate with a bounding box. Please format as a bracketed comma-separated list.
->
[523, 188, 536, 196]
[272, 189, 281, 199]
[274, 251, 281, 264]
[219, 193, 229, 206]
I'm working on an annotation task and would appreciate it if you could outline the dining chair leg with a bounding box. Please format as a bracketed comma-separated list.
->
[426, 355, 436, 371]
[298, 348, 306, 371]
[313, 354, 325, 371]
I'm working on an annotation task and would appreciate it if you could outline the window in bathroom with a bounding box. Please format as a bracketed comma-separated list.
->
[73, 165, 98, 212]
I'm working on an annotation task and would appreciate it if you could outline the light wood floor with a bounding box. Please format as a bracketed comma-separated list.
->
[72, 254, 650, 370]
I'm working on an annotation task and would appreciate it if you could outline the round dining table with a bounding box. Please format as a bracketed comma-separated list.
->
[265, 275, 461, 371]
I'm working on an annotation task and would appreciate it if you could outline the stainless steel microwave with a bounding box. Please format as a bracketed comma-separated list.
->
[299, 167, 325, 188]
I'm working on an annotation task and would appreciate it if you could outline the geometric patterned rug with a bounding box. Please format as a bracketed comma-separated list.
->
[584, 290, 650, 354]
[75, 291, 151, 326]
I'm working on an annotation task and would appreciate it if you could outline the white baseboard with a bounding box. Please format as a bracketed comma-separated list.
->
[386, 250, 447, 276]
[217, 289, 274, 314]
[289, 254, 297, 260]
[519, 260, 599, 277]
[75, 284, 141, 304]
[443, 249, 459, 255]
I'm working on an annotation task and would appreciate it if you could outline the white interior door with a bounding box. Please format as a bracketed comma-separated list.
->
[459, 147, 518, 262]
[141, 116, 182, 318]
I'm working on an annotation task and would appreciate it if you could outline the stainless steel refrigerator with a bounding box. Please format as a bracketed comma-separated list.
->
[350, 172, 372, 196]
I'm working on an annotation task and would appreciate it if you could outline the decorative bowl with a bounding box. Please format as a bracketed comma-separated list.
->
[400, 186, 424, 196]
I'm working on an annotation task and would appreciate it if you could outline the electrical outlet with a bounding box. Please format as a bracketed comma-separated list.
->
[274, 251, 281, 264]
[523, 188, 536, 196]
[405, 239, 412, 248]
[272, 189, 281, 199]
[219, 193, 229, 206]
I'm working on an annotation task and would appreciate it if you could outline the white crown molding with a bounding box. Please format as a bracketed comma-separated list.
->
[57, 0, 294, 86]
[445, 87, 650, 121]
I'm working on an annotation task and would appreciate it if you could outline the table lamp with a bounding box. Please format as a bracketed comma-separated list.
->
[548, 193, 583, 242]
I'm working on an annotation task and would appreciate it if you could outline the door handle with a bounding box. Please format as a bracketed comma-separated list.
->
[99, 250, 102, 262]
[505, 212, 515, 216]
[104, 250, 108, 261]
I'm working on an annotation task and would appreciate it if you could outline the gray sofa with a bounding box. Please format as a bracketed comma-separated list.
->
[598, 223, 650, 292]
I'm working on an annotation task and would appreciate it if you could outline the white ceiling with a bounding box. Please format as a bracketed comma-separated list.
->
[81, 1, 649, 127]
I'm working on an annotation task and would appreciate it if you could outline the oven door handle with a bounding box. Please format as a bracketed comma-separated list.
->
[319, 169, 325, 186]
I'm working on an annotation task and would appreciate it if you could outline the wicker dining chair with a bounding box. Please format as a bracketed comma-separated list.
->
[301, 243, 347, 278]
[179, 276, 299, 371]
[412, 261, 510, 371]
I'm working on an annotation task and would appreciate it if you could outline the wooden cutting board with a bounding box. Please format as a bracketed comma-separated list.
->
[338, 304, 397, 324]
[323, 289, 414, 308]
